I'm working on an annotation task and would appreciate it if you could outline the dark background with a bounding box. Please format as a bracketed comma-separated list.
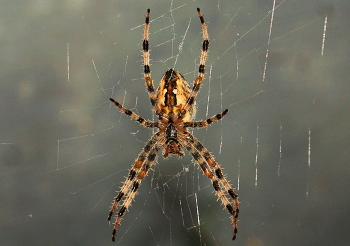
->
[1, 0, 349, 245]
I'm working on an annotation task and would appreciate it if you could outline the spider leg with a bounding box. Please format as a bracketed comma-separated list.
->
[110, 139, 163, 241]
[180, 132, 239, 240]
[184, 109, 228, 128]
[142, 9, 162, 115]
[180, 8, 209, 116]
[110, 98, 159, 128]
[108, 132, 162, 221]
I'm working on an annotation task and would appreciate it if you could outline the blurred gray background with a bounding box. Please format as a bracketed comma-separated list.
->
[1, 0, 349, 245]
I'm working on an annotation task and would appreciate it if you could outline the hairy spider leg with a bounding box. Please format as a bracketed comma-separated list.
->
[109, 98, 159, 128]
[109, 135, 165, 242]
[180, 8, 210, 116]
[142, 9, 163, 117]
[184, 109, 228, 128]
[179, 132, 239, 240]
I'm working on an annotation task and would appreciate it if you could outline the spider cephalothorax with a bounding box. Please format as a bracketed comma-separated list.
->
[108, 8, 239, 242]
[163, 123, 184, 157]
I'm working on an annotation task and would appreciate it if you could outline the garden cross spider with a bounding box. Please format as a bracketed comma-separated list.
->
[108, 8, 239, 241]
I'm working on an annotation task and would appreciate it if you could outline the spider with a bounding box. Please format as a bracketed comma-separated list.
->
[108, 8, 239, 241]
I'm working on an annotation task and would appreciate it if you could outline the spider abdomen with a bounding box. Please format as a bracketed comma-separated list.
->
[156, 69, 196, 122]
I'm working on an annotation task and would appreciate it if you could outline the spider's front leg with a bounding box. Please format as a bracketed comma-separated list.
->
[108, 132, 161, 220]
[109, 138, 163, 241]
[180, 132, 239, 240]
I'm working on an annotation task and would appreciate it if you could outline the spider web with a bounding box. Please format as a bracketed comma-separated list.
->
[1, 0, 350, 245]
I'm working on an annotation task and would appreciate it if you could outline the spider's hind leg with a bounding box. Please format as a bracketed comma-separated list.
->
[141, 9, 162, 115]
[181, 8, 210, 116]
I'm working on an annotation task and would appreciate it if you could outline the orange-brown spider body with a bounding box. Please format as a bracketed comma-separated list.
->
[108, 8, 239, 242]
